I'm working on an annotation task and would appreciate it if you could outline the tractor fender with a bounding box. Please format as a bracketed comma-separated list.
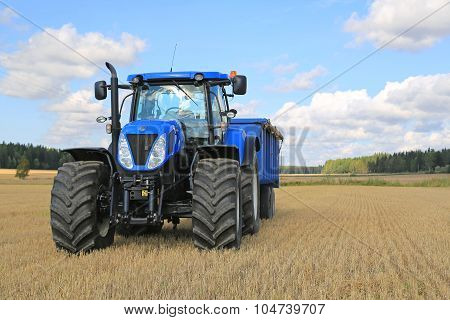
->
[190, 145, 240, 190]
[242, 135, 260, 168]
[223, 126, 246, 164]
[63, 148, 117, 174]
[194, 145, 240, 163]
[192, 134, 260, 167]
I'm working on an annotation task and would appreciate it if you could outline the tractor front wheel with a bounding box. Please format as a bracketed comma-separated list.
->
[192, 158, 242, 250]
[50, 161, 115, 253]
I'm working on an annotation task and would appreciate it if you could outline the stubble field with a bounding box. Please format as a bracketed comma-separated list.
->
[0, 170, 449, 299]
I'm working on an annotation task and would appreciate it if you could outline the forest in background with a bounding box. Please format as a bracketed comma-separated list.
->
[322, 149, 450, 174]
[0, 142, 72, 170]
[1, 141, 449, 174]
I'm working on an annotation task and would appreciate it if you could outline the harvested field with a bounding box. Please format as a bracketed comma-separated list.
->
[281, 173, 450, 187]
[0, 171, 449, 299]
[0, 169, 56, 185]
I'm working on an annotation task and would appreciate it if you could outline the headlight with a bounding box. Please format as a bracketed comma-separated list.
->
[118, 133, 133, 169]
[147, 134, 166, 169]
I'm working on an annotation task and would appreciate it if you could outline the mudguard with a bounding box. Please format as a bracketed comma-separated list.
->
[242, 136, 260, 167]
[195, 128, 260, 167]
[223, 126, 246, 164]
[63, 148, 117, 174]
[195, 145, 240, 162]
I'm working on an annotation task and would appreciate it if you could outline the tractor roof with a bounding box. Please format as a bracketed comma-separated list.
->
[127, 71, 229, 82]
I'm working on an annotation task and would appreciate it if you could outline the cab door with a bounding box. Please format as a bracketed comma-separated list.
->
[209, 85, 227, 144]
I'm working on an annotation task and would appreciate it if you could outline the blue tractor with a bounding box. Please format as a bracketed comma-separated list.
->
[50, 62, 283, 253]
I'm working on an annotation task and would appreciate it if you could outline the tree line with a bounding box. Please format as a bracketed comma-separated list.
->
[322, 148, 450, 174]
[0, 142, 72, 170]
[280, 166, 323, 174]
[1, 141, 449, 174]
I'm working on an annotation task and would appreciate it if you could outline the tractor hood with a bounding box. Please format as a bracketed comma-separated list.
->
[117, 119, 184, 171]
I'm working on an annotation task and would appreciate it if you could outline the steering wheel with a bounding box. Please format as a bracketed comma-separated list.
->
[177, 109, 195, 118]
[164, 107, 179, 113]
[162, 107, 195, 119]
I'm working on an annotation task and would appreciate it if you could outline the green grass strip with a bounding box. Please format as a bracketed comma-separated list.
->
[281, 178, 450, 187]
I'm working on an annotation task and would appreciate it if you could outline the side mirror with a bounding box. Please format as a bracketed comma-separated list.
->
[232, 75, 247, 95]
[95, 80, 107, 100]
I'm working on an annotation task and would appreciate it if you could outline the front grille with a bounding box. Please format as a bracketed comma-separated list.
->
[127, 134, 158, 166]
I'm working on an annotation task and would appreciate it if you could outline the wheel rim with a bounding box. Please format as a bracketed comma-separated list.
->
[252, 173, 258, 221]
[236, 182, 240, 234]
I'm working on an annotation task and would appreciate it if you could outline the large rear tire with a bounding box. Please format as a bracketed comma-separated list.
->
[50, 161, 115, 253]
[192, 158, 242, 250]
[242, 153, 261, 235]
[260, 185, 275, 220]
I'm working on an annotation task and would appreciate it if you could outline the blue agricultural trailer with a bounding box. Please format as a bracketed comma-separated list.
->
[50, 62, 283, 253]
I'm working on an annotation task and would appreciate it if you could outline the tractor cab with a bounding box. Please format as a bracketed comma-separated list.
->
[109, 71, 246, 172]
[127, 71, 244, 142]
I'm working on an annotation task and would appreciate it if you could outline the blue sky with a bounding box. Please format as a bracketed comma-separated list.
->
[1, 0, 449, 165]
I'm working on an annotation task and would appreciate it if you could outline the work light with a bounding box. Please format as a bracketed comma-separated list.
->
[194, 73, 204, 81]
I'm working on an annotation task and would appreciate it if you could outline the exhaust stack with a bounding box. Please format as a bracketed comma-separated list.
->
[105, 62, 121, 160]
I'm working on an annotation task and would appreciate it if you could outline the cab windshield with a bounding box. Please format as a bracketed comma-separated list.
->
[135, 83, 206, 121]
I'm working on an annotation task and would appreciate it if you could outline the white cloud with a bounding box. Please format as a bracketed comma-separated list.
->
[0, 24, 146, 98]
[273, 63, 299, 75]
[44, 89, 107, 145]
[0, 7, 16, 24]
[274, 73, 450, 165]
[232, 100, 261, 118]
[272, 66, 326, 92]
[0, 23, 145, 146]
[345, 0, 450, 50]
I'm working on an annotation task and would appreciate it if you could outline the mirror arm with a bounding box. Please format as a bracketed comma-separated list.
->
[119, 92, 134, 115]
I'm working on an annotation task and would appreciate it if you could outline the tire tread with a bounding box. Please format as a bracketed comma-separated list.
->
[192, 159, 241, 249]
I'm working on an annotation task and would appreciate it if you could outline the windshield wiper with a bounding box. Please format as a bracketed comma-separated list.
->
[171, 80, 198, 107]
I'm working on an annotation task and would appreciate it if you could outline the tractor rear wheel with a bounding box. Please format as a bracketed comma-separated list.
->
[116, 224, 163, 237]
[192, 158, 242, 250]
[242, 153, 261, 235]
[260, 185, 275, 219]
[50, 161, 115, 253]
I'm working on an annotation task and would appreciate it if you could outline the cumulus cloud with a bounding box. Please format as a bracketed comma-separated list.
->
[272, 63, 299, 75]
[271, 65, 326, 92]
[44, 89, 107, 145]
[0, 7, 16, 24]
[0, 24, 145, 146]
[274, 73, 450, 165]
[232, 100, 262, 118]
[345, 0, 450, 51]
[0, 24, 146, 98]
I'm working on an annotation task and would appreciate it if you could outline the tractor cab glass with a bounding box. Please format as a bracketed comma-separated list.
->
[134, 83, 209, 140]
[136, 84, 206, 120]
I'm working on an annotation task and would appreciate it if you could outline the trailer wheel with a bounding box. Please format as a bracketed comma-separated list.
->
[192, 158, 242, 250]
[50, 161, 115, 254]
[116, 224, 162, 237]
[242, 153, 261, 235]
[260, 185, 275, 219]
